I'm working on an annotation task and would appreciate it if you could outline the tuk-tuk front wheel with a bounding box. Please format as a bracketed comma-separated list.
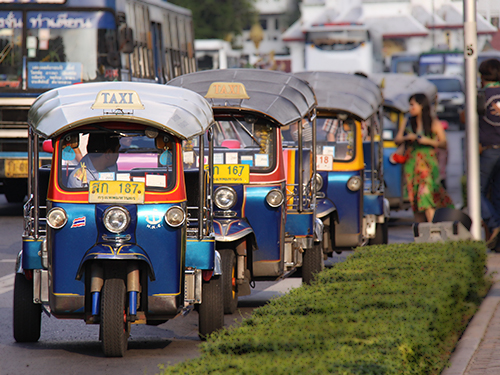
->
[302, 243, 324, 284]
[13, 273, 42, 342]
[220, 250, 238, 314]
[198, 275, 224, 340]
[369, 222, 389, 245]
[101, 278, 130, 357]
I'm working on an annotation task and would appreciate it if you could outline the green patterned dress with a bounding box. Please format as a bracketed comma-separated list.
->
[403, 128, 454, 212]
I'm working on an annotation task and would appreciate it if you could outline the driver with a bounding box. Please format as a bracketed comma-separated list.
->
[67, 133, 120, 188]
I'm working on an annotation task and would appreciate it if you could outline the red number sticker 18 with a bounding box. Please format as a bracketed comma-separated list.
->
[316, 154, 333, 171]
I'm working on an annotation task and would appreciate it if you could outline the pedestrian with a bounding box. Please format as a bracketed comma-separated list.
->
[394, 93, 453, 223]
[477, 58, 500, 249]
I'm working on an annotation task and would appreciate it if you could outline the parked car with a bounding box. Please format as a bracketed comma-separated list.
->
[424, 74, 464, 123]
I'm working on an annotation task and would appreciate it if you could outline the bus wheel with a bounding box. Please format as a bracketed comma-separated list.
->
[369, 222, 389, 245]
[220, 250, 238, 314]
[13, 273, 41, 342]
[101, 278, 129, 357]
[198, 275, 224, 340]
[302, 243, 323, 284]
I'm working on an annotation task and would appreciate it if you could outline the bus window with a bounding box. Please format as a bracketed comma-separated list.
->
[0, 11, 23, 89]
[26, 11, 118, 86]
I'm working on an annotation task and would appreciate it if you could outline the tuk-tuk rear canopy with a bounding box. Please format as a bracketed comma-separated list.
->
[370, 73, 438, 113]
[168, 69, 317, 126]
[294, 71, 383, 121]
[28, 82, 214, 139]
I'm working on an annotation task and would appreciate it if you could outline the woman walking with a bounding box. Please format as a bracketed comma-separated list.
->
[395, 93, 453, 222]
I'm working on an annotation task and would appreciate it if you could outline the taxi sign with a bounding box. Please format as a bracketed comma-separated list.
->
[205, 82, 250, 100]
[89, 181, 145, 204]
[91, 90, 144, 110]
[206, 164, 250, 184]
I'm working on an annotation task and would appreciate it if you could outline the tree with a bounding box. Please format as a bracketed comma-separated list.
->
[169, 0, 256, 41]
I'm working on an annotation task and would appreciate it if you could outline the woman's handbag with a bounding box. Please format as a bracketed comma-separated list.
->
[389, 143, 408, 164]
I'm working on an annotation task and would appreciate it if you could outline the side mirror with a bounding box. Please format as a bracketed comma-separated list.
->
[42, 139, 54, 153]
[119, 27, 134, 54]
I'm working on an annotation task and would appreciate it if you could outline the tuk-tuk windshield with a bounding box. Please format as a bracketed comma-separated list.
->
[315, 118, 357, 162]
[58, 129, 175, 191]
[183, 116, 276, 173]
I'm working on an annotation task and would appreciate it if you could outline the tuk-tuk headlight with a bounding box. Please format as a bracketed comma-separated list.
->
[347, 176, 362, 191]
[47, 207, 67, 229]
[103, 206, 130, 233]
[266, 189, 284, 207]
[165, 206, 186, 227]
[315, 173, 324, 191]
[214, 187, 237, 210]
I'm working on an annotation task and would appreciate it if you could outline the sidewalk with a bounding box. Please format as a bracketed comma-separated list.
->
[442, 252, 500, 375]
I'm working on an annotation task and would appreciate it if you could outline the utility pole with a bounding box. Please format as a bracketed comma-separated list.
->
[463, 0, 481, 239]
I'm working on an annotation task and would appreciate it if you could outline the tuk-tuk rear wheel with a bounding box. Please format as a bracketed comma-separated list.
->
[198, 275, 224, 340]
[220, 250, 238, 314]
[302, 243, 323, 284]
[101, 278, 129, 357]
[13, 273, 41, 342]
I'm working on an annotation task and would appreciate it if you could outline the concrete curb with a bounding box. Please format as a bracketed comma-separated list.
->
[442, 257, 500, 375]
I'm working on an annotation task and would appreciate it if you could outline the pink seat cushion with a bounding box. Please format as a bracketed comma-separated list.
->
[221, 139, 241, 149]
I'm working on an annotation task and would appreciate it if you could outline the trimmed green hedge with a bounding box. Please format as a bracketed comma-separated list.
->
[160, 242, 490, 375]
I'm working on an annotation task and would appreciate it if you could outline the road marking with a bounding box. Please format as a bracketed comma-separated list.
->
[0, 273, 14, 295]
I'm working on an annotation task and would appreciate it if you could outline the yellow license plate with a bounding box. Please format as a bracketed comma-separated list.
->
[5, 159, 28, 178]
[89, 181, 145, 204]
[210, 164, 250, 184]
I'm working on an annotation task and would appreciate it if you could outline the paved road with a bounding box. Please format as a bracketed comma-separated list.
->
[0, 207, 414, 375]
[0, 130, 464, 374]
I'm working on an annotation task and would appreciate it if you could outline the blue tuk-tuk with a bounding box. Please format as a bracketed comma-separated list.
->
[13, 82, 223, 357]
[169, 69, 322, 313]
[295, 71, 388, 254]
[370, 74, 438, 211]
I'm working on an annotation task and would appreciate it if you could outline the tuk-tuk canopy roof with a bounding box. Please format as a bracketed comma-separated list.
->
[370, 73, 438, 113]
[28, 82, 214, 139]
[294, 71, 383, 121]
[168, 69, 317, 126]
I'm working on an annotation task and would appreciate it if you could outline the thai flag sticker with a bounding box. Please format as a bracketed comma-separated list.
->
[71, 216, 86, 228]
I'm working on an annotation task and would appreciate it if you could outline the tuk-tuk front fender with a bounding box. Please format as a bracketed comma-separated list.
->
[316, 197, 337, 219]
[76, 244, 155, 281]
[214, 218, 254, 242]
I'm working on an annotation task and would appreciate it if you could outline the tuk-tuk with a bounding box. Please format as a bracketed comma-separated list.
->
[370, 74, 438, 211]
[169, 69, 322, 313]
[13, 82, 223, 357]
[295, 71, 388, 254]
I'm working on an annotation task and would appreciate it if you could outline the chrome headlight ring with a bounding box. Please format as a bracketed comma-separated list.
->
[165, 206, 186, 227]
[347, 175, 362, 192]
[47, 207, 68, 229]
[214, 186, 237, 210]
[314, 173, 324, 191]
[266, 189, 285, 208]
[103, 206, 130, 234]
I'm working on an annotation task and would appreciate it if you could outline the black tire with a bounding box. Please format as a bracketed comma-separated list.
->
[101, 278, 129, 357]
[4, 179, 26, 203]
[369, 222, 389, 245]
[13, 273, 42, 343]
[220, 250, 238, 314]
[198, 275, 224, 340]
[302, 243, 323, 284]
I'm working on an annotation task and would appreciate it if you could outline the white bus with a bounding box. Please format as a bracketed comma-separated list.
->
[195, 39, 242, 70]
[0, 0, 196, 202]
[304, 24, 384, 74]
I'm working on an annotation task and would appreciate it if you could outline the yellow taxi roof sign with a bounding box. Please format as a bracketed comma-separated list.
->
[92, 90, 145, 110]
[205, 82, 250, 100]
